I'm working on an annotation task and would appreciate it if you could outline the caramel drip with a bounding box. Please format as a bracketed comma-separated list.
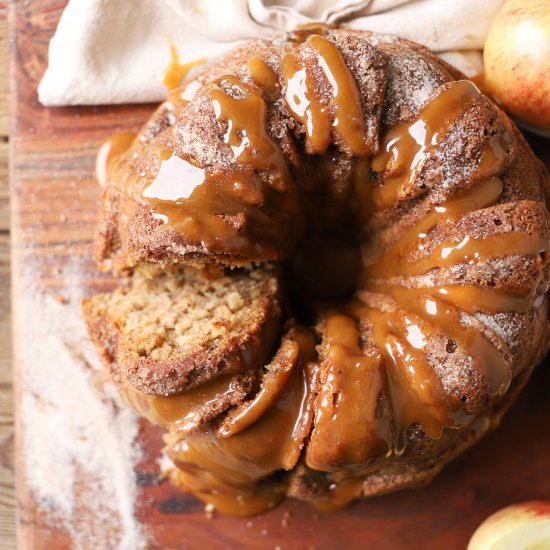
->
[311, 476, 365, 512]
[282, 34, 369, 155]
[163, 44, 206, 91]
[347, 292, 510, 446]
[405, 296, 511, 397]
[363, 283, 544, 314]
[387, 345, 449, 439]
[120, 373, 239, 432]
[288, 23, 330, 44]
[218, 337, 302, 438]
[365, 176, 549, 279]
[209, 79, 289, 191]
[248, 57, 280, 99]
[364, 304, 468, 441]
[166, 78, 203, 107]
[358, 304, 455, 438]
[365, 177, 502, 277]
[308, 35, 369, 156]
[358, 292, 511, 399]
[306, 313, 391, 472]
[106, 72, 300, 258]
[96, 132, 136, 186]
[167, 328, 317, 516]
[410, 232, 548, 276]
[477, 131, 513, 179]
[369, 81, 511, 208]
[281, 51, 332, 154]
[169, 469, 287, 517]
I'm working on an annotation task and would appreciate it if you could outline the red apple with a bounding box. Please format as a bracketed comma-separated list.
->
[483, 0, 550, 131]
[468, 500, 550, 550]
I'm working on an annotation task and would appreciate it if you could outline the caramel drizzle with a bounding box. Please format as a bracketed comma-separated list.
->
[281, 51, 332, 154]
[306, 313, 391, 472]
[120, 373, 239, 432]
[363, 283, 545, 315]
[365, 176, 550, 279]
[247, 57, 280, 99]
[209, 76, 289, 191]
[167, 328, 318, 516]
[282, 34, 368, 155]
[96, 131, 136, 187]
[308, 35, 369, 156]
[163, 44, 206, 91]
[369, 80, 511, 208]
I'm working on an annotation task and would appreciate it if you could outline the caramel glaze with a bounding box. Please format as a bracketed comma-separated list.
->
[369, 80, 513, 208]
[217, 335, 302, 438]
[119, 373, 245, 433]
[247, 57, 280, 99]
[167, 327, 318, 516]
[163, 44, 206, 91]
[364, 176, 550, 281]
[298, 82, 548, 510]
[306, 313, 391, 472]
[281, 35, 368, 155]
[104, 72, 300, 260]
[100, 35, 550, 514]
[96, 131, 136, 187]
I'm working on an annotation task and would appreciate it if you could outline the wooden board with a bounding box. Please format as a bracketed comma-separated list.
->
[10, 1, 550, 549]
[1, 1, 15, 548]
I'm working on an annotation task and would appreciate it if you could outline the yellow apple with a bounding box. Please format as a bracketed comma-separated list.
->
[468, 500, 550, 550]
[484, 0, 550, 130]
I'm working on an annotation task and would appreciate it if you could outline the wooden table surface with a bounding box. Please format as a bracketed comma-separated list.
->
[0, 1, 14, 548]
[2, 2, 550, 549]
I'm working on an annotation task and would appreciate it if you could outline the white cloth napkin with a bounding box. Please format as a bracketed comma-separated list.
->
[38, 0, 505, 106]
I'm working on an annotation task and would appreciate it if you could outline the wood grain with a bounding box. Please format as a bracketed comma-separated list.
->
[0, 0, 14, 547]
[7, 1, 550, 549]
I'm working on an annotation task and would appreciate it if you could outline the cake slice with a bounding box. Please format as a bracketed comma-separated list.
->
[82, 266, 282, 396]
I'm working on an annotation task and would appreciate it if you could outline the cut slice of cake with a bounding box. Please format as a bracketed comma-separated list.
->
[82, 266, 282, 396]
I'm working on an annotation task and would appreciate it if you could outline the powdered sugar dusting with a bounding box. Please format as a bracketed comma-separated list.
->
[15, 256, 146, 549]
[474, 311, 520, 350]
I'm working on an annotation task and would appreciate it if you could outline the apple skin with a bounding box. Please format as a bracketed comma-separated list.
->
[468, 500, 550, 550]
[483, 0, 550, 130]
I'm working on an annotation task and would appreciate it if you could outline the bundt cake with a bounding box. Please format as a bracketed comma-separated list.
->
[83, 25, 550, 516]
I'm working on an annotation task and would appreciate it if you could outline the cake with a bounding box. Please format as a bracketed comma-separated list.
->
[83, 266, 282, 396]
[83, 26, 550, 516]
